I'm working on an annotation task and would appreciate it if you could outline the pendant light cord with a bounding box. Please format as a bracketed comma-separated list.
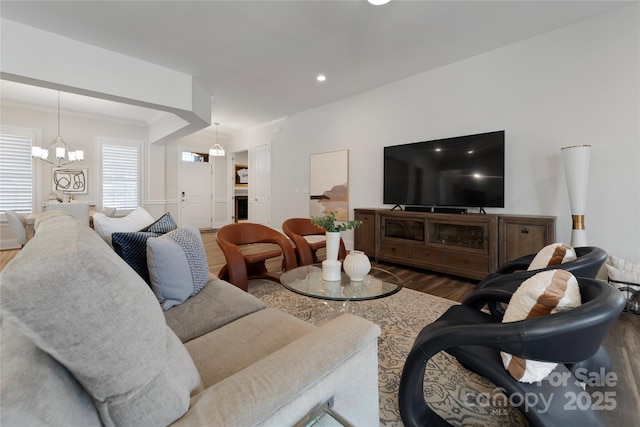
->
[57, 91, 61, 137]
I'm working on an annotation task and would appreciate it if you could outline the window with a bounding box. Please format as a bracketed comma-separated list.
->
[181, 151, 209, 162]
[0, 133, 34, 214]
[101, 140, 141, 210]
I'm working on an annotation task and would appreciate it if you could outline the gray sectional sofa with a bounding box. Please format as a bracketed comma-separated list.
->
[1, 211, 381, 426]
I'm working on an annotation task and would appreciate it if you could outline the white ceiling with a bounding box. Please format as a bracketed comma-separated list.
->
[0, 0, 634, 135]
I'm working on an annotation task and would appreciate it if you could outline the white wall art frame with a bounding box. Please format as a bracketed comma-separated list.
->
[309, 150, 349, 221]
[52, 168, 88, 194]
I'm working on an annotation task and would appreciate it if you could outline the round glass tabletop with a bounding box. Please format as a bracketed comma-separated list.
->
[279, 264, 403, 302]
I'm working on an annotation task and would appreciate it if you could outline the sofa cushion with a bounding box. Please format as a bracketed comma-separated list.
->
[0, 212, 201, 427]
[500, 269, 581, 383]
[93, 206, 154, 245]
[606, 255, 640, 283]
[147, 224, 210, 310]
[185, 308, 317, 387]
[527, 243, 577, 271]
[1, 320, 102, 427]
[112, 231, 161, 284]
[165, 276, 267, 343]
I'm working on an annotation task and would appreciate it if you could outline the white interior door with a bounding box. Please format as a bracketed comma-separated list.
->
[180, 161, 213, 228]
[252, 143, 271, 226]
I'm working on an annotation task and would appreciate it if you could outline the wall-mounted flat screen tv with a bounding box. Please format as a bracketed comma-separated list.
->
[383, 130, 505, 208]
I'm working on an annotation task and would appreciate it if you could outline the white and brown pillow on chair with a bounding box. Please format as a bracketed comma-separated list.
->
[527, 243, 577, 271]
[500, 269, 582, 383]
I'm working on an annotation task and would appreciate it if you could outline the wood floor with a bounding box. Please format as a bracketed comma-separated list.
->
[2, 231, 638, 425]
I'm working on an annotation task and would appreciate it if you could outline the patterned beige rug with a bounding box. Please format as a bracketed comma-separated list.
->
[248, 279, 526, 427]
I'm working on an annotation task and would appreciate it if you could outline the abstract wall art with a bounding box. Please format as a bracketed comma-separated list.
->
[309, 150, 349, 221]
[52, 168, 88, 194]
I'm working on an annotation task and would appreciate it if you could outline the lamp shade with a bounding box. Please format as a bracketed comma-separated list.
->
[209, 144, 225, 157]
[208, 122, 225, 158]
[561, 145, 591, 246]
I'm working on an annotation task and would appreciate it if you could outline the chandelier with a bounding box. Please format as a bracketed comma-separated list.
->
[209, 122, 225, 157]
[32, 91, 84, 167]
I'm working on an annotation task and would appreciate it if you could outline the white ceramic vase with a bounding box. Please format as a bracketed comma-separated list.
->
[343, 250, 371, 282]
[322, 260, 342, 281]
[325, 231, 341, 261]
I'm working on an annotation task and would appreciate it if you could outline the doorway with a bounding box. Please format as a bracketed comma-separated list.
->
[232, 151, 249, 223]
[179, 150, 213, 228]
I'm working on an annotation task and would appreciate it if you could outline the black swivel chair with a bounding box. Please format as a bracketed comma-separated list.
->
[478, 246, 608, 288]
[399, 277, 625, 427]
[477, 246, 608, 318]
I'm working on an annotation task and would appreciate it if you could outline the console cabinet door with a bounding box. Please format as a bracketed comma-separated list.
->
[354, 209, 376, 257]
[499, 216, 556, 265]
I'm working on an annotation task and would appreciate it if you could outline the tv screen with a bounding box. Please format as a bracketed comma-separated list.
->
[383, 131, 505, 208]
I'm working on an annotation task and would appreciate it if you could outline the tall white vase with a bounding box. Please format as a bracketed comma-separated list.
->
[322, 231, 342, 281]
[561, 145, 591, 247]
[325, 231, 341, 261]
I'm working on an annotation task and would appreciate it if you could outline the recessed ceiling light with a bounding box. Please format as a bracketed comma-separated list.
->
[368, 0, 391, 5]
[316, 74, 327, 83]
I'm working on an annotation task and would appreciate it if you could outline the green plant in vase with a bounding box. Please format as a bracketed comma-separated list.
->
[311, 211, 362, 280]
[311, 211, 362, 232]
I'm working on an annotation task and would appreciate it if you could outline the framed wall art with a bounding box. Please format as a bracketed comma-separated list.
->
[52, 168, 88, 194]
[309, 150, 349, 221]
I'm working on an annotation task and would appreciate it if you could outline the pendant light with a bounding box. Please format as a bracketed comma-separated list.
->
[32, 91, 84, 166]
[209, 123, 225, 157]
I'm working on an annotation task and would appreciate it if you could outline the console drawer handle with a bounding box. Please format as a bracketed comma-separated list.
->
[521, 227, 530, 234]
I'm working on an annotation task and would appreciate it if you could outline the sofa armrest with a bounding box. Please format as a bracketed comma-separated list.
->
[171, 314, 381, 427]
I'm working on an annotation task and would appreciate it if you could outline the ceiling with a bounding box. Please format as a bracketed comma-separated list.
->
[0, 0, 634, 136]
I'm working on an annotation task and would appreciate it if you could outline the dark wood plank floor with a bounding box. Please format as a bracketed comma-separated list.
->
[2, 230, 638, 425]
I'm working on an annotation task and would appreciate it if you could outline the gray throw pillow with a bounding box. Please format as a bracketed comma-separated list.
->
[147, 224, 210, 310]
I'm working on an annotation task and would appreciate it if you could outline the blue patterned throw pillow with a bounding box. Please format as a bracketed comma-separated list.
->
[146, 224, 210, 310]
[140, 212, 177, 234]
[112, 231, 161, 284]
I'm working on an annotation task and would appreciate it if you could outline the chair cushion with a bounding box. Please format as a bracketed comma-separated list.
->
[501, 269, 581, 383]
[1, 212, 201, 427]
[147, 224, 210, 310]
[527, 243, 576, 271]
[606, 255, 640, 284]
[93, 206, 154, 245]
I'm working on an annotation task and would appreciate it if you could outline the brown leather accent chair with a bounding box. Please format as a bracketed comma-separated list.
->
[282, 218, 346, 266]
[216, 222, 298, 291]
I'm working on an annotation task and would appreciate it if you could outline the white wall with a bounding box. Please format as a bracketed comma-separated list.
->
[230, 6, 640, 262]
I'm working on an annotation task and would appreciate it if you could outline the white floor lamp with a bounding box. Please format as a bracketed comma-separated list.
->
[561, 145, 591, 247]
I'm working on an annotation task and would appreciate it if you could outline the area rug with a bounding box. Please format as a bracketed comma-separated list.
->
[248, 279, 527, 427]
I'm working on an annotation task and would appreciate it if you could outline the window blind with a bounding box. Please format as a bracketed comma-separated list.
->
[102, 143, 140, 210]
[0, 134, 33, 214]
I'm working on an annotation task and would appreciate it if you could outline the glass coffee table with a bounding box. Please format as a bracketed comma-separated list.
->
[280, 264, 403, 318]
